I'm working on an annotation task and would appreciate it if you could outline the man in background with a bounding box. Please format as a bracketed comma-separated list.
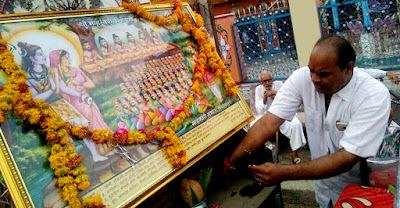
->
[251, 71, 306, 164]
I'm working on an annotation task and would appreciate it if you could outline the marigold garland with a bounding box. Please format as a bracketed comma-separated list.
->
[0, 0, 238, 207]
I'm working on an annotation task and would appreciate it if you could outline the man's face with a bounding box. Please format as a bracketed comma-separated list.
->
[308, 46, 353, 94]
[127, 85, 134, 92]
[129, 97, 137, 105]
[260, 72, 273, 90]
[100, 39, 107, 47]
[84, 42, 91, 51]
[150, 91, 157, 100]
[121, 86, 128, 93]
[31, 49, 47, 66]
[143, 93, 151, 102]
[122, 100, 129, 109]
[114, 36, 122, 45]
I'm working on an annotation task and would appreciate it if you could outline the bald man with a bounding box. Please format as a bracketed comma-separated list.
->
[225, 35, 390, 207]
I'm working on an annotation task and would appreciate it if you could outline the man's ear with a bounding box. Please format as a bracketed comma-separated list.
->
[345, 61, 355, 74]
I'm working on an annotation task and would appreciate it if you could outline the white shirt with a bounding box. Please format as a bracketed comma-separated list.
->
[356, 66, 387, 79]
[268, 67, 390, 205]
[254, 81, 283, 115]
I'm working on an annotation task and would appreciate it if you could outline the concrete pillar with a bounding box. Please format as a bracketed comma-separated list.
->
[289, 0, 321, 67]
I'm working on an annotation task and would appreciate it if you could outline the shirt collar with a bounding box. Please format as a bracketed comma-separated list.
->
[335, 72, 356, 102]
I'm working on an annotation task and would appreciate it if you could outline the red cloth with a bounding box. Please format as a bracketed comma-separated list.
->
[334, 184, 393, 208]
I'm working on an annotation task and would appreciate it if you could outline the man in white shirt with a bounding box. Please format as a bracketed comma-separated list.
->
[251, 71, 306, 164]
[224, 36, 391, 207]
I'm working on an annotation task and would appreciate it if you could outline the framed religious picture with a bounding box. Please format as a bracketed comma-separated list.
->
[0, 2, 252, 208]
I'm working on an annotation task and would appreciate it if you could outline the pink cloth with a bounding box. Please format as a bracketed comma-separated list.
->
[49, 50, 110, 131]
[61, 67, 110, 130]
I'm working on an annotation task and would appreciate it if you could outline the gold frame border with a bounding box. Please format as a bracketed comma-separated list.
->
[127, 93, 253, 207]
[0, 3, 195, 24]
[0, 129, 33, 208]
[0, 4, 252, 207]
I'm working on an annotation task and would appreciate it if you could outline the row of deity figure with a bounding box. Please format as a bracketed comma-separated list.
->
[82, 28, 166, 64]
[114, 79, 192, 131]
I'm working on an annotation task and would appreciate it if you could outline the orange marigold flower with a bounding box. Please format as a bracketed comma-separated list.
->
[82, 194, 105, 208]
[59, 136, 71, 145]
[67, 155, 83, 169]
[70, 126, 89, 139]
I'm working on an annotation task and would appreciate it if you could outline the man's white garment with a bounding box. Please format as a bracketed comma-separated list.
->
[268, 67, 390, 207]
[355, 66, 387, 79]
[251, 81, 306, 151]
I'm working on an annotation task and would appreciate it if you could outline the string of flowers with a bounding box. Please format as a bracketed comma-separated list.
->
[168, 0, 238, 97]
[0, 45, 107, 207]
[0, 0, 238, 207]
[121, 0, 238, 96]
[0, 38, 189, 207]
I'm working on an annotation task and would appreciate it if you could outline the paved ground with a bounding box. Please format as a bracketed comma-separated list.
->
[277, 137, 319, 208]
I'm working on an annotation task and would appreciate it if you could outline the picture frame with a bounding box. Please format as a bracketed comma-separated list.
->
[0, 3, 253, 207]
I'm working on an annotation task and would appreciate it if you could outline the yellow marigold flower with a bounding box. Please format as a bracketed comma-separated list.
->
[68, 198, 82, 208]
[178, 111, 186, 120]
[68, 152, 78, 159]
[28, 111, 41, 125]
[126, 136, 136, 145]
[194, 12, 204, 28]
[69, 166, 86, 176]
[59, 136, 71, 145]
[54, 167, 70, 177]
[74, 174, 89, 184]
[0, 39, 8, 47]
[0, 111, 7, 123]
[154, 131, 165, 140]
[64, 144, 76, 153]
[62, 183, 78, 193]
[78, 181, 90, 190]
[0, 102, 12, 111]
[62, 184, 79, 202]
[57, 175, 74, 187]
[165, 146, 176, 155]
[51, 144, 63, 154]
[82, 194, 104, 207]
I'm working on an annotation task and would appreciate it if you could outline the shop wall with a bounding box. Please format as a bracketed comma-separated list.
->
[213, 0, 276, 16]
[214, 13, 242, 83]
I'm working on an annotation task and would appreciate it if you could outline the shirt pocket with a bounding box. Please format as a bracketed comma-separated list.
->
[304, 105, 323, 133]
[333, 118, 349, 142]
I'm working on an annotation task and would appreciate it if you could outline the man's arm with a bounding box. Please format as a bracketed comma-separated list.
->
[358, 67, 399, 84]
[228, 112, 285, 165]
[249, 148, 359, 185]
[254, 86, 268, 115]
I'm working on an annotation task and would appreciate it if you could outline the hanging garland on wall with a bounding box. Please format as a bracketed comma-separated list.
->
[0, 0, 238, 207]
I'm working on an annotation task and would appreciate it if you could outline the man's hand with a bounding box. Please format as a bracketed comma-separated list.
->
[70, 79, 81, 86]
[386, 71, 399, 84]
[221, 157, 236, 176]
[248, 162, 283, 186]
[264, 90, 277, 103]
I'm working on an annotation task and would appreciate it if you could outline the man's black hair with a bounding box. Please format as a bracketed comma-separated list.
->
[315, 35, 356, 70]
